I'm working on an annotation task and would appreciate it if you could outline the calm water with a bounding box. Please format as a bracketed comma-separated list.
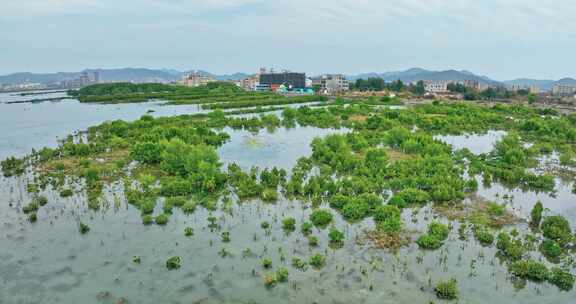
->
[0, 95, 575, 303]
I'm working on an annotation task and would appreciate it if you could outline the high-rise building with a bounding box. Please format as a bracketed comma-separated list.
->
[93, 71, 100, 83]
[259, 71, 306, 90]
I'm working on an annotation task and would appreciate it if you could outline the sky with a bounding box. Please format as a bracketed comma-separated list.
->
[1, 0, 575, 80]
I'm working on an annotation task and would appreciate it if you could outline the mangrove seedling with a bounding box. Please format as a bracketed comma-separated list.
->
[473, 226, 494, 246]
[509, 260, 549, 282]
[60, 188, 74, 198]
[184, 227, 194, 237]
[166, 256, 182, 270]
[133, 256, 141, 264]
[263, 273, 277, 287]
[291, 257, 308, 271]
[541, 215, 572, 245]
[310, 209, 333, 228]
[22, 201, 39, 214]
[282, 217, 296, 231]
[155, 213, 169, 225]
[434, 278, 458, 300]
[262, 258, 272, 269]
[36, 196, 48, 206]
[79, 222, 90, 234]
[142, 214, 153, 225]
[301, 221, 313, 235]
[260, 221, 270, 230]
[548, 268, 575, 291]
[309, 254, 326, 269]
[28, 212, 37, 223]
[539, 239, 563, 261]
[207, 216, 219, 229]
[328, 227, 345, 245]
[221, 231, 231, 242]
[530, 201, 543, 228]
[275, 267, 289, 282]
[308, 235, 319, 247]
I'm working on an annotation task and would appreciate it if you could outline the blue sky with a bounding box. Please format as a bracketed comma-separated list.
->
[1, 0, 575, 80]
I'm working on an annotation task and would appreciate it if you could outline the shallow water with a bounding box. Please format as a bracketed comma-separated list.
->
[435, 130, 506, 155]
[1, 99, 575, 303]
[0, 91, 207, 159]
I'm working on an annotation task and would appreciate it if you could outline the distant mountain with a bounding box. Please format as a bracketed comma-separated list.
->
[348, 68, 501, 86]
[0, 68, 252, 85]
[186, 70, 251, 81]
[503, 77, 576, 91]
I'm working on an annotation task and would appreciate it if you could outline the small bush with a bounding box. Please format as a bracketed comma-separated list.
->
[309, 254, 326, 269]
[28, 212, 37, 223]
[373, 205, 401, 223]
[510, 260, 549, 281]
[530, 201, 543, 228]
[22, 202, 39, 214]
[60, 188, 74, 198]
[328, 227, 345, 245]
[260, 221, 270, 230]
[262, 258, 272, 269]
[435, 278, 458, 300]
[301, 221, 313, 235]
[282, 217, 296, 231]
[79, 222, 90, 234]
[310, 209, 333, 227]
[308, 235, 319, 247]
[541, 216, 572, 245]
[291, 257, 307, 270]
[416, 234, 443, 249]
[166, 256, 182, 270]
[548, 268, 575, 291]
[275, 267, 289, 282]
[428, 222, 450, 240]
[184, 227, 194, 236]
[473, 226, 494, 246]
[155, 213, 169, 225]
[539, 239, 563, 260]
[142, 214, 153, 225]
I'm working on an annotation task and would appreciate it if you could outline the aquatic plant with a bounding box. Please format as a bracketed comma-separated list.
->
[539, 239, 563, 260]
[60, 188, 74, 198]
[142, 214, 153, 225]
[221, 231, 231, 242]
[548, 268, 575, 291]
[79, 222, 90, 234]
[155, 214, 169, 225]
[473, 226, 494, 246]
[181, 201, 197, 214]
[417, 222, 450, 249]
[282, 217, 296, 231]
[309, 254, 326, 269]
[166, 256, 182, 270]
[291, 257, 307, 271]
[328, 227, 345, 245]
[310, 209, 333, 228]
[22, 201, 39, 214]
[496, 232, 525, 261]
[263, 273, 277, 287]
[275, 267, 289, 282]
[530, 201, 543, 228]
[260, 221, 270, 230]
[301, 221, 313, 235]
[184, 227, 194, 237]
[261, 258, 272, 269]
[308, 236, 319, 247]
[541, 216, 572, 245]
[510, 260, 549, 282]
[434, 278, 458, 300]
[261, 188, 278, 202]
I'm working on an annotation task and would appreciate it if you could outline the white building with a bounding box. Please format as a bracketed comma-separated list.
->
[424, 80, 449, 93]
[320, 74, 349, 94]
[552, 85, 576, 97]
[180, 72, 215, 87]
